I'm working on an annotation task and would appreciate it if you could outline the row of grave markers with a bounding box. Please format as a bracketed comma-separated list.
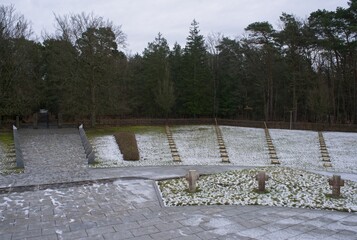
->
[165, 125, 181, 162]
[214, 119, 230, 163]
[318, 132, 332, 168]
[264, 122, 280, 165]
[186, 170, 345, 198]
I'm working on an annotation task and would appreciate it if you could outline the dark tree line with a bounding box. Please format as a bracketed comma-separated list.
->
[0, 1, 356, 126]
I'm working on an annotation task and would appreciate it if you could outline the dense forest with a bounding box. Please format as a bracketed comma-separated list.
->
[0, 1, 356, 126]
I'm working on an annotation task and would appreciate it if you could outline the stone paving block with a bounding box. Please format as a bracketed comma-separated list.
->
[154, 221, 184, 232]
[137, 217, 164, 227]
[119, 213, 147, 223]
[76, 235, 105, 240]
[171, 235, 202, 240]
[12, 229, 42, 240]
[150, 229, 184, 240]
[60, 229, 88, 239]
[113, 222, 141, 231]
[27, 234, 59, 240]
[69, 222, 97, 231]
[86, 225, 115, 236]
[239, 226, 270, 238]
[130, 225, 159, 237]
[41, 225, 71, 236]
[103, 229, 134, 239]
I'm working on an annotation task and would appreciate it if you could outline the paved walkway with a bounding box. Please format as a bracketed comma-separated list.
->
[0, 129, 356, 240]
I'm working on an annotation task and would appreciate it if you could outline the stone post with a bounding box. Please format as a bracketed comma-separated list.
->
[328, 175, 344, 198]
[185, 170, 199, 193]
[255, 171, 269, 192]
[33, 113, 38, 129]
[58, 113, 63, 128]
[13, 125, 24, 168]
[16, 115, 20, 128]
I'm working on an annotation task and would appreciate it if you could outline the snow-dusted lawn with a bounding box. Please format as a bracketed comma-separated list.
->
[158, 167, 357, 212]
[0, 142, 18, 175]
[90, 129, 173, 167]
[270, 129, 321, 171]
[324, 132, 357, 173]
[171, 125, 221, 165]
[90, 125, 357, 174]
[221, 126, 269, 166]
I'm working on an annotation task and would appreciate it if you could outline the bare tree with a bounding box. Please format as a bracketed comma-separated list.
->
[206, 32, 223, 117]
[0, 4, 32, 39]
[53, 12, 126, 50]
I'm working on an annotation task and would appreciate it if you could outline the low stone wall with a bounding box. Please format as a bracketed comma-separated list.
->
[78, 124, 95, 164]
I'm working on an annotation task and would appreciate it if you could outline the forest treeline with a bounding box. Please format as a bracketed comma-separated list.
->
[0, 1, 356, 126]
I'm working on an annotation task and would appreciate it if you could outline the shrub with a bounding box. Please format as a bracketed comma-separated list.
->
[114, 132, 140, 161]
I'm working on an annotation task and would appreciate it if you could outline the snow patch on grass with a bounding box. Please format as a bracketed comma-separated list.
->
[221, 126, 269, 166]
[324, 132, 357, 173]
[270, 129, 321, 170]
[172, 125, 221, 165]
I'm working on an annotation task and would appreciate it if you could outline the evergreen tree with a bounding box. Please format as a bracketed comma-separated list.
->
[182, 20, 213, 117]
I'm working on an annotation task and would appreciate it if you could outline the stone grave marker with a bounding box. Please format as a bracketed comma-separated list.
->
[328, 175, 344, 198]
[185, 170, 199, 193]
[256, 171, 269, 192]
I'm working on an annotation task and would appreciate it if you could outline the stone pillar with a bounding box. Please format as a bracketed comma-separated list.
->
[58, 113, 63, 128]
[328, 175, 344, 198]
[16, 115, 20, 128]
[13, 125, 24, 168]
[256, 171, 269, 192]
[33, 113, 38, 129]
[185, 170, 199, 193]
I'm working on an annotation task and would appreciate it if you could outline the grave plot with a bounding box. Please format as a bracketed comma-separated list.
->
[91, 135, 123, 166]
[157, 167, 357, 212]
[221, 126, 269, 166]
[323, 132, 357, 173]
[0, 135, 18, 175]
[269, 129, 321, 170]
[91, 129, 172, 167]
[172, 125, 222, 165]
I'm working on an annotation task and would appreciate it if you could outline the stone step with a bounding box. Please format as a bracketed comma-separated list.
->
[222, 157, 230, 163]
[323, 162, 332, 168]
[271, 159, 280, 164]
[322, 157, 330, 162]
[270, 154, 278, 159]
[221, 153, 228, 158]
[173, 156, 181, 162]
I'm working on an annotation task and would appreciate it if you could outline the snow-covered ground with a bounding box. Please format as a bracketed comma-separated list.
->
[221, 126, 269, 166]
[91, 129, 173, 167]
[171, 125, 221, 165]
[90, 125, 357, 175]
[269, 129, 321, 171]
[324, 132, 357, 173]
[158, 167, 357, 212]
[0, 142, 17, 175]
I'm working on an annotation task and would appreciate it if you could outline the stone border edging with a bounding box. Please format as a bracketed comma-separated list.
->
[79, 124, 95, 164]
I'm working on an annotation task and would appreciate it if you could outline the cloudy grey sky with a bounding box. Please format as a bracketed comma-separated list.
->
[2, 0, 348, 54]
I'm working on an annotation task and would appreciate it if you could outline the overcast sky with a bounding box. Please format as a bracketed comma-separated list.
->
[2, 0, 348, 54]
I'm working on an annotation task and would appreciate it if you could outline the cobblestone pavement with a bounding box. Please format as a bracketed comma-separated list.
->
[0, 129, 356, 240]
